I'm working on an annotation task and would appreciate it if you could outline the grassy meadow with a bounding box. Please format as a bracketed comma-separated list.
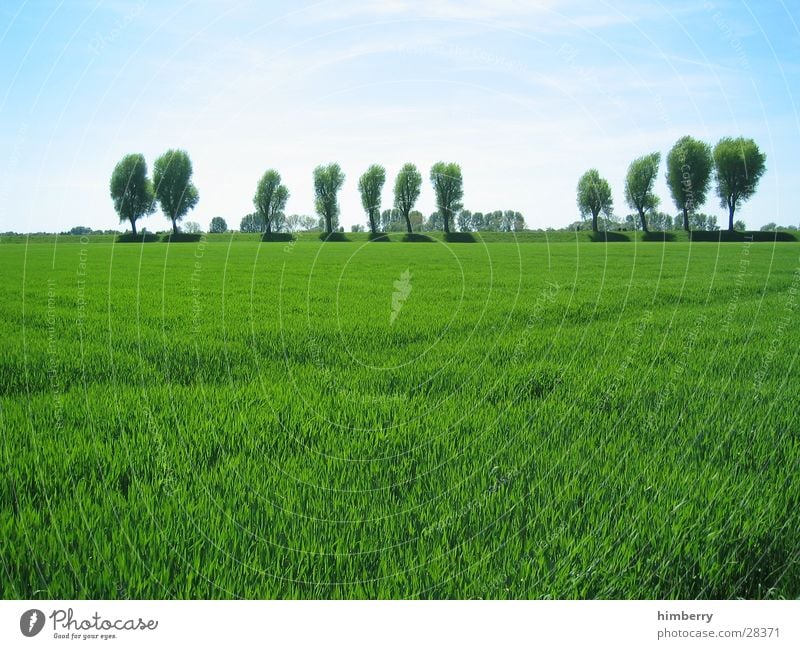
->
[1, 235, 799, 599]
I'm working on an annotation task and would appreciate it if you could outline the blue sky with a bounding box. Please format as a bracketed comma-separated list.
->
[1, 0, 798, 232]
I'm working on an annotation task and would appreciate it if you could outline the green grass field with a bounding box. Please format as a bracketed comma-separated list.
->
[1, 237, 799, 599]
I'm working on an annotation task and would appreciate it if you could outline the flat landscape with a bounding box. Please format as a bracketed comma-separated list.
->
[1, 236, 798, 598]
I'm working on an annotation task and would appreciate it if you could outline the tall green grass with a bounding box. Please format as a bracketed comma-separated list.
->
[1, 238, 798, 598]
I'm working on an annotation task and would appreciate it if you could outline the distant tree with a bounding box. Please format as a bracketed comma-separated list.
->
[430, 162, 463, 233]
[712, 137, 767, 231]
[254, 170, 290, 235]
[457, 209, 473, 232]
[285, 214, 316, 233]
[394, 163, 423, 234]
[690, 213, 719, 231]
[209, 216, 227, 233]
[472, 212, 485, 231]
[153, 149, 199, 235]
[358, 164, 386, 234]
[734, 219, 747, 232]
[183, 221, 202, 234]
[576, 169, 613, 232]
[313, 163, 345, 234]
[110, 153, 155, 236]
[351, 223, 365, 233]
[760, 222, 777, 232]
[425, 211, 444, 231]
[499, 210, 525, 232]
[240, 213, 260, 233]
[409, 210, 425, 232]
[69, 226, 93, 236]
[624, 152, 661, 233]
[666, 136, 713, 232]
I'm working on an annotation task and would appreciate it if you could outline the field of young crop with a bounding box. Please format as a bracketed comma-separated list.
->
[1, 236, 798, 599]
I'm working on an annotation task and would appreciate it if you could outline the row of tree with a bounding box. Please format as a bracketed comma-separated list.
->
[110, 154, 473, 236]
[110, 136, 766, 236]
[577, 136, 767, 233]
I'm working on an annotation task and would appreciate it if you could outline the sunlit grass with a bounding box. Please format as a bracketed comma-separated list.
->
[1, 237, 798, 598]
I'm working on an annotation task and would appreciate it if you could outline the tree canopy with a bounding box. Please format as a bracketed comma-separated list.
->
[430, 162, 463, 234]
[576, 169, 613, 232]
[254, 169, 290, 234]
[357, 165, 386, 234]
[153, 149, 199, 235]
[209, 217, 227, 233]
[313, 163, 346, 234]
[109, 153, 155, 236]
[394, 164, 423, 234]
[624, 152, 661, 233]
[665, 136, 713, 231]
[712, 137, 767, 231]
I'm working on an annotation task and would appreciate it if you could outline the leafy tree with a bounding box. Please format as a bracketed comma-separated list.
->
[624, 152, 661, 233]
[69, 226, 93, 235]
[153, 149, 199, 235]
[576, 169, 613, 232]
[358, 165, 386, 234]
[351, 223, 365, 233]
[734, 219, 747, 232]
[284, 214, 317, 233]
[424, 211, 444, 231]
[183, 221, 202, 234]
[109, 153, 155, 236]
[313, 163, 345, 234]
[254, 170, 290, 234]
[690, 212, 719, 231]
[500, 210, 525, 232]
[240, 213, 260, 233]
[712, 137, 767, 231]
[409, 210, 425, 232]
[394, 163, 423, 234]
[209, 216, 227, 233]
[430, 162, 463, 233]
[666, 136, 713, 232]
[760, 222, 777, 232]
[457, 209, 473, 232]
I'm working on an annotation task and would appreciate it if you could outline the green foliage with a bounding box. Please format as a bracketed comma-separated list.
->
[393, 164, 423, 233]
[239, 213, 261, 233]
[254, 170, 290, 235]
[357, 165, 386, 234]
[576, 169, 613, 232]
[430, 162, 463, 233]
[183, 221, 202, 234]
[665, 136, 713, 231]
[624, 152, 661, 232]
[109, 153, 156, 236]
[2, 239, 798, 599]
[153, 149, 199, 235]
[209, 217, 227, 233]
[713, 137, 767, 231]
[313, 163, 345, 234]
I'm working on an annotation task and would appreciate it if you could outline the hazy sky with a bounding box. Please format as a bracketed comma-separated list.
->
[1, 0, 798, 233]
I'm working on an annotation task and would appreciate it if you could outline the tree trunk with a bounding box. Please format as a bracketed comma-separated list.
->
[728, 202, 735, 232]
[172, 218, 178, 236]
[443, 210, 450, 234]
[403, 211, 412, 234]
[325, 214, 332, 234]
[266, 219, 272, 235]
[682, 207, 689, 232]
[130, 218, 137, 236]
[638, 209, 648, 233]
[592, 211, 598, 233]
